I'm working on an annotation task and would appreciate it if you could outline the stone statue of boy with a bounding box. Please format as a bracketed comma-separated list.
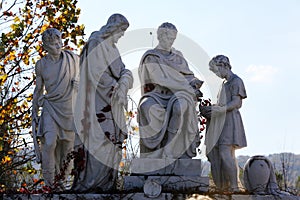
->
[201, 55, 247, 192]
[32, 28, 79, 190]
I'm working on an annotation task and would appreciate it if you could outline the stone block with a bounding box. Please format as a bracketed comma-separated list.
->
[130, 158, 202, 176]
[123, 175, 209, 193]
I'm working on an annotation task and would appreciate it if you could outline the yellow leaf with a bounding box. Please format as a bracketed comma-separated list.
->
[10, 24, 16, 30]
[41, 24, 48, 33]
[8, 51, 16, 61]
[132, 126, 139, 132]
[0, 73, 7, 83]
[14, 16, 20, 23]
[23, 101, 28, 107]
[1, 156, 11, 164]
[119, 161, 125, 168]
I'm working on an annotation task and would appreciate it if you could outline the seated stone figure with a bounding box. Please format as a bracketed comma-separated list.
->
[138, 22, 203, 159]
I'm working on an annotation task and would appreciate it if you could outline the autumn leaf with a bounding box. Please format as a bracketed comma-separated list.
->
[1, 156, 11, 164]
[131, 126, 139, 132]
[119, 161, 125, 168]
[8, 51, 16, 61]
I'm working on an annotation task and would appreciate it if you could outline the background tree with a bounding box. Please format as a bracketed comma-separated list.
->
[0, 0, 84, 192]
[295, 176, 300, 195]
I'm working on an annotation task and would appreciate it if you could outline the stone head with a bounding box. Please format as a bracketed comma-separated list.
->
[209, 55, 232, 78]
[157, 22, 178, 50]
[99, 13, 129, 39]
[42, 28, 63, 56]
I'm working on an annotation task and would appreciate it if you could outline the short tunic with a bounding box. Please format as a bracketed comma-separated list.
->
[217, 74, 247, 148]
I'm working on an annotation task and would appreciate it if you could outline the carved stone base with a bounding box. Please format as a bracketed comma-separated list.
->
[124, 175, 209, 194]
[124, 158, 209, 197]
[3, 194, 300, 200]
[130, 158, 203, 176]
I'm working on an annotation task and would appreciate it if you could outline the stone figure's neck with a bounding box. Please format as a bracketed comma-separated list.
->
[46, 53, 62, 63]
[155, 47, 172, 56]
[225, 71, 234, 81]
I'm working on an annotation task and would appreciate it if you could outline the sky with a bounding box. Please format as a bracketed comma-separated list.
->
[77, 0, 300, 157]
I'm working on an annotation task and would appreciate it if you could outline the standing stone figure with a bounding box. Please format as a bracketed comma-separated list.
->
[32, 28, 79, 190]
[138, 22, 203, 159]
[201, 55, 247, 192]
[72, 14, 133, 192]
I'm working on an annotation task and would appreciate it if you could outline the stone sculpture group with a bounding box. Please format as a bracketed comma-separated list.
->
[32, 13, 292, 197]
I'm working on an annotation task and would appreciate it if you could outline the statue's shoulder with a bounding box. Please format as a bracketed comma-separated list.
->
[231, 74, 245, 85]
[171, 47, 183, 56]
[34, 59, 43, 75]
[141, 49, 160, 63]
[88, 31, 104, 44]
[35, 56, 47, 70]
[63, 50, 79, 60]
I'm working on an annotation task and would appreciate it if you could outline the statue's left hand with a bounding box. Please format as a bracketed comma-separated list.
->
[113, 83, 128, 107]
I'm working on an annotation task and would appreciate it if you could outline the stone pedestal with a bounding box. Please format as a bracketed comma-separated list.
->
[3, 194, 300, 200]
[124, 158, 209, 197]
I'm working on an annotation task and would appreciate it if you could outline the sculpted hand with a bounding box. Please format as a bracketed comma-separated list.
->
[200, 106, 212, 119]
[113, 83, 128, 106]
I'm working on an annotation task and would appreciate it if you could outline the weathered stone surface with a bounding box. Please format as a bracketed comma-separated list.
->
[3, 193, 300, 200]
[124, 175, 209, 193]
[243, 156, 286, 196]
[130, 158, 202, 176]
[210, 194, 300, 200]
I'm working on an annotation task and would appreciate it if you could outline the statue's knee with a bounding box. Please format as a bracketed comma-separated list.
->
[139, 98, 155, 113]
[219, 145, 232, 161]
[139, 101, 149, 112]
[42, 139, 56, 152]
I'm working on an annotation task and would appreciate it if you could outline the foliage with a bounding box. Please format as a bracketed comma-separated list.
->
[271, 153, 299, 195]
[296, 176, 300, 195]
[119, 96, 139, 177]
[0, 0, 85, 193]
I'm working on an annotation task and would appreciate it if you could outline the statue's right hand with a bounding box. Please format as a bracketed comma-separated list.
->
[200, 106, 212, 119]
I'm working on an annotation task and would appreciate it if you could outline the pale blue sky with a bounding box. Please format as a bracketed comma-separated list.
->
[77, 0, 300, 156]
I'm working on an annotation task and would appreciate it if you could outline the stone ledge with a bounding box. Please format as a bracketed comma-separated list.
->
[130, 158, 202, 176]
[3, 193, 300, 200]
[124, 175, 209, 193]
[210, 194, 300, 200]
